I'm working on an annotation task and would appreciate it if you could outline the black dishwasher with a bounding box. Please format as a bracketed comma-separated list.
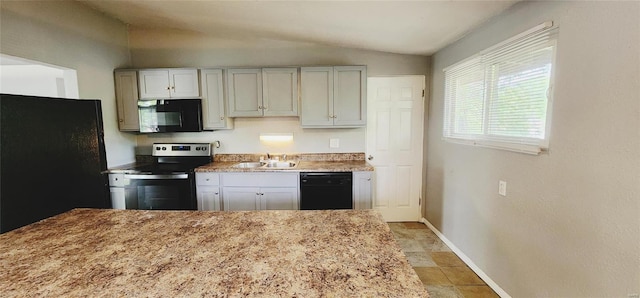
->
[300, 172, 353, 210]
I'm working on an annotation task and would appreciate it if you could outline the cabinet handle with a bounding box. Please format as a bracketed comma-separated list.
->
[367, 178, 371, 181]
[119, 119, 124, 122]
[171, 86, 175, 90]
[256, 192, 260, 195]
[214, 192, 219, 195]
[205, 178, 210, 181]
[166, 87, 170, 90]
[220, 117, 224, 120]
[367, 155, 374, 160]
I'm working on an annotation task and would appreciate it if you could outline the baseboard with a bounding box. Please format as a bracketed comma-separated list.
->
[420, 218, 511, 298]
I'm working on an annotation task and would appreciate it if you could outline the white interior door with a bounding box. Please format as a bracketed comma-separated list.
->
[367, 76, 425, 222]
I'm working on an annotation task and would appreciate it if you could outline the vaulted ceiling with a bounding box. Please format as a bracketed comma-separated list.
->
[78, 0, 519, 56]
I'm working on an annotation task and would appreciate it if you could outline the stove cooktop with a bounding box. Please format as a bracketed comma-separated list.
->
[120, 143, 213, 174]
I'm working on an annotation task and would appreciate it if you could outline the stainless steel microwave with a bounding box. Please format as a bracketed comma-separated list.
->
[138, 99, 203, 133]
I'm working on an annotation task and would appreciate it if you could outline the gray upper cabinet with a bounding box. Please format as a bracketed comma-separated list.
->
[200, 69, 233, 130]
[300, 67, 334, 126]
[300, 66, 367, 127]
[227, 68, 263, 117]
[262, 68, 298, 116]
[138, 68, 199, 99]
[227, 68, 298, 117]
[114, 70, 140, 131]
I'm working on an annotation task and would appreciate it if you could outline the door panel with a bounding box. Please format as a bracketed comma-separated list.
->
[261, 188, 298, 210]
[222, 187, 259, 211]
[367, 76, 425, 222]
[300, 67, 333, 126]
[334, 66, 366, 126]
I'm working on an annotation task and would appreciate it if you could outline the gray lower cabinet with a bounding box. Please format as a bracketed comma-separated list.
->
[198, 171, 370, 211]
[222, 187, 298, 211]
[220, 172, 299, 211]
[195, 173, 221, 211]
[353, 171, 373, 209]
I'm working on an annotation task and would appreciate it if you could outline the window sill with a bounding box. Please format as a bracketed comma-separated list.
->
[443, 137, 546, 155]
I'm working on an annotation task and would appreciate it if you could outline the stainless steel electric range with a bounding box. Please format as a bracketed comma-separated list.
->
[109, 143, 212, 210]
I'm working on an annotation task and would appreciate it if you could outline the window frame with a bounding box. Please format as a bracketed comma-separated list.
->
[442, 22, 557, 155]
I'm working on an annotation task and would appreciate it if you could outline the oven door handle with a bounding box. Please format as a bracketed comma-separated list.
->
[124, 174, 190, 180]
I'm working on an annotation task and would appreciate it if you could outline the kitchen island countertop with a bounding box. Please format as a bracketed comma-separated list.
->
[0, 208, 427, 297]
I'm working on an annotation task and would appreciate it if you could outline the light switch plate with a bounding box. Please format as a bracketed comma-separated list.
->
[330, 138, 339, 148]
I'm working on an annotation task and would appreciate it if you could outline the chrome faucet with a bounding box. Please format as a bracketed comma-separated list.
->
[266, 152, 271, 160]
[283, 154, 287, 161]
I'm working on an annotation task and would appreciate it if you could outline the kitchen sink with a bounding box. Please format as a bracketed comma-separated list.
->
[232, 161, 298, 169]
[232, 161, 267, 168]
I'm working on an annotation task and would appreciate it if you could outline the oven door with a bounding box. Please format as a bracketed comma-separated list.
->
[138, 99, 202, 133]
[123, 173, 196, 210]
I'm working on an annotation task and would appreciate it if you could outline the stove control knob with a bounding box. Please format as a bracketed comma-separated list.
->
[156, 147, 161, 150]
[202, 147, 207, 151]
[195, 147, 200, 151]
[162, 147, 167, 150]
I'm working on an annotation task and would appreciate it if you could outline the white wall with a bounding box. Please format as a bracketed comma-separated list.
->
[129, 28, 430, 153]
[0, 1, 136, 167]
[426, 1, 639, 297]
[136, 118, 365, 155]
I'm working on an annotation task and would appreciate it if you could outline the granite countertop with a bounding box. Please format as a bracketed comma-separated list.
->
[195, 160, 374, 173]
[196, 153, 374, 172]
[0, 209, 427, 297]
[107, 153, 374, 173]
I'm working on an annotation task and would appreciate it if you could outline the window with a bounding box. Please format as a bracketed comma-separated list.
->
[443, 22, 557, 154]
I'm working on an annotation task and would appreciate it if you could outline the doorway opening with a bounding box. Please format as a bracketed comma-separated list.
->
[0, 54, 79, 99]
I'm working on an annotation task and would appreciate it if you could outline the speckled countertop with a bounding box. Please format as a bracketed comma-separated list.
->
[0, 209, 427, 297]
[195, 160, 373, 173]
[195, 153, 374, 173]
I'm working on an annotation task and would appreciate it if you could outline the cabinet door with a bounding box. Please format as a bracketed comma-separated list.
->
[262, 68, 298, 117]
[227, 69, 263, 117]
[260, 188, 298, 210]
[333, 66, 367, 126]
[169, 69, 200, 98]
[138, 70, 170, 99]
[114, 71, 140, 131]
[300, 67, 334, 126]
[353, 171, 373, 209]
[109, 187, 126, 209]
[222, 187, 260, 211]
[196, 186, 221, 211]
[200, 69, 233, 130]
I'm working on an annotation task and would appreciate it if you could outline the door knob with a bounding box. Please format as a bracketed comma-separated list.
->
[367, 155, 374, 160]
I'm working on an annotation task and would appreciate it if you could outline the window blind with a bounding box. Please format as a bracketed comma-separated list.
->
[443, 22, 557, 154]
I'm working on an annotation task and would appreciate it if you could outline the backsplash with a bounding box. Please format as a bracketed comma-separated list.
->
[214, 153, 366, 162]
[135, 152, 366, 163]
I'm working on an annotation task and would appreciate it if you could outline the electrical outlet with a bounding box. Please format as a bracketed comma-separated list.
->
[498, 180, 507, 196]
[330, 138, 339, 148]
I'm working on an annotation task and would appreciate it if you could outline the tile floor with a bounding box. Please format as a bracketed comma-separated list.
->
[388, 222, 499, 298]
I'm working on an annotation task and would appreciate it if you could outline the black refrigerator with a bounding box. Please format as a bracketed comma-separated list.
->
[0, 94, 110, 233]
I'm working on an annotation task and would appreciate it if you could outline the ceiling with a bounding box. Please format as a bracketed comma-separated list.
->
[78, 0, 519, 56]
